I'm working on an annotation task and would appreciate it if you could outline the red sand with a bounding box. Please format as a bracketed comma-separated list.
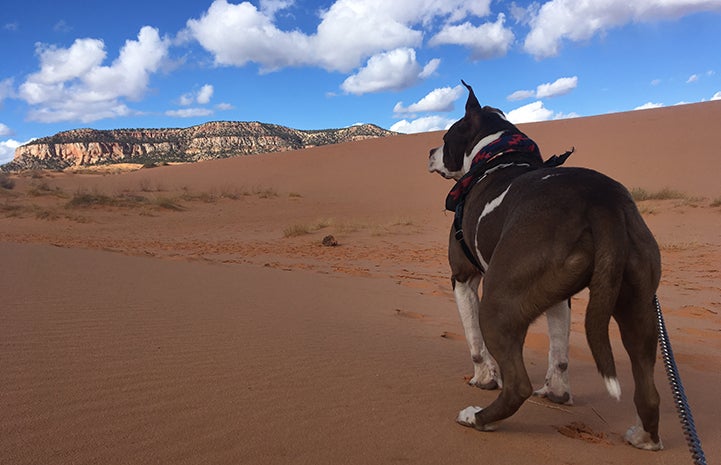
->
[2, 101, 720, 464]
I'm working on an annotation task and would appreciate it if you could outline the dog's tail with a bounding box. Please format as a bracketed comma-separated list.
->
[585, 208, 628, 401]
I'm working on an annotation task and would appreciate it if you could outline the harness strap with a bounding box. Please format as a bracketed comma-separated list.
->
[449, 142, 574, 272]
[453, 201, 485, 272]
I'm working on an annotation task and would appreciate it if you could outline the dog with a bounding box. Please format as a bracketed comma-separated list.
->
[428, 81, 662, 450]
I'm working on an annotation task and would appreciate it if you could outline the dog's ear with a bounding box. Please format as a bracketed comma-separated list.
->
[461, 80, 482, 114]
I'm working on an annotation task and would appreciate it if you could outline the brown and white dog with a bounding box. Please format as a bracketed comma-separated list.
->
[428, 81, 662, 450]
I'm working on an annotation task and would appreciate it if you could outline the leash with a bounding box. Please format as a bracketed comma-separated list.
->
[655, 295, 707, 464]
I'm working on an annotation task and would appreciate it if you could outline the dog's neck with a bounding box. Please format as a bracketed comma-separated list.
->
[464, 131, 506, 174]
[447, 131, 543, 212]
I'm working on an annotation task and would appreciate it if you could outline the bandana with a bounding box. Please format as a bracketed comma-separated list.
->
[445, 132, 543, 212]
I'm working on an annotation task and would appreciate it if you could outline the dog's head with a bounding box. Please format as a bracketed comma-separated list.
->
[428, 80, 518, 180]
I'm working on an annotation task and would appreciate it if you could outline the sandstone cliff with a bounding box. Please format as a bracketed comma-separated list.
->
[4, 121, 395, 171]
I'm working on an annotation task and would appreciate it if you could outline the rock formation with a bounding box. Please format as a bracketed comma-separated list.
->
[4, 121, 395, 171]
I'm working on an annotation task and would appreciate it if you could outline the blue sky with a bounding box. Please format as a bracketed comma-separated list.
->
[1, 0, 721, 164]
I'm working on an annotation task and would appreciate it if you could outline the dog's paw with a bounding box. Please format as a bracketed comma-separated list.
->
[469, 364, 502, 390]
[456, 406, 498, 431]
[456, 406, 482, 427]
[624, 424, 663, 451]
[533, 384, 573, 405]
[469, 376, 499, 390]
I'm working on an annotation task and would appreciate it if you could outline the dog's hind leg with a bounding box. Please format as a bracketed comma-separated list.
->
[452, 275, 500, 389]
[533, 300, 573, 404]
[615, 295, 662, 450]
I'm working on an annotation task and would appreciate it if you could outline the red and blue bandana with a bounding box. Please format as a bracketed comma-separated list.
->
[445, 131, 543, 212]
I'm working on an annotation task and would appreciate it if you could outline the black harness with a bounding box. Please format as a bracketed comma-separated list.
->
[446, 132, 574, 272]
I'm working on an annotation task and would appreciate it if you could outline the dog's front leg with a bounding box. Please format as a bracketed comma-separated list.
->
[453, 275, 500, 389]
[533, 300, 573, 404]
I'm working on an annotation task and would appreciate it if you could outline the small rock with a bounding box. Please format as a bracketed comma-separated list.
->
[322, 235, 338, 247]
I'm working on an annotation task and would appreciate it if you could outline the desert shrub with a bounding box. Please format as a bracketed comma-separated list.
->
[0, 173, 15, 190]
[630, 187, 686, 201]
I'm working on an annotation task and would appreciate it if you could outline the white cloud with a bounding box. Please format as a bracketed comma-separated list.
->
[340, 48, 434, 95]
[185, 0, 493, 73]
[429, 13, 514, 60]
[634, 102, 664, 110]
[507, 89, 535, 101]
[394, 85, 464, 114]
[0, 139, 23, 165]
[419, 58, 441, 79]
[507, 101, 554, 123]
[523, 0, 721, 59]
[19, 26, 170, 123]
[179, 93, 194, 106]
[390, 115, 456, 133]
[712, 91, 721, 101]
[165, 108, 214, 118]
[0, 123, 11, 137]
[259, 0, 293, 17]
[686, 74, 699, 83]
[536, 76, 578, 98]
[181, 84, 214, 105]
[0, 78, 13, 102]
[196, 84, 214, 104]
[216, 102, 234, 110]
[508, 76, 578, 101]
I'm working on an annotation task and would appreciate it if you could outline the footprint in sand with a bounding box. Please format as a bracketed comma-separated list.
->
[555, 422, 613, 445]
[394, 308, 426, 320]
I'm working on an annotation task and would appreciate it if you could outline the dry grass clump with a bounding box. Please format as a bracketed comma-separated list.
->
[283, 218, 333, 238]
[178, 185, 278, 203]
[65, 189, 184, 211]
[630, 187, 687, 201]
[711, 197, 721, 208]
[0, 173, 15, 190]
[28, 181, 66, 198]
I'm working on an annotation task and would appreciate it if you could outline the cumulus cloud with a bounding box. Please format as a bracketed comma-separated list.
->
[508, 76, 578, 101]
[507, 101, 555, 123]
[507, 89, 535, 101]
[522, 0, 721, 59]
[340, 48, 436, 95]
[712, 91, 721, 101]
[505, 101, 577, 123]
[390, 115, 456, 134]
[165, 108, 214, 118]
[429, 13, 514, 60]
[180, 84, 214, 105]
[394, 85, 464, 114]
[0, 78, 13, 102]
[0, 138, 23, 165]
[634, 102, 664, 110]
[536, 77, 577, 98]
[185, 0, 493, 73]
[196, 84, 214, 104]
[18, 26, 170, 123]
[536, 76, 578, 98]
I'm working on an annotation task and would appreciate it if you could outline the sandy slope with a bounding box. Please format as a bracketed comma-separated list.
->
[2, 101, 720, 464]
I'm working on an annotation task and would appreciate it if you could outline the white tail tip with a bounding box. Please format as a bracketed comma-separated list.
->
[604, 377, 621, 401]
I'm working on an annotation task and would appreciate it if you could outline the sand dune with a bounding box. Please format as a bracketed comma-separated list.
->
[2, 101, 720, 464]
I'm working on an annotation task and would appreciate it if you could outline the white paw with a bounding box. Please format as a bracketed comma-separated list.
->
[624, 425, 663, 451]
[469, 363, 502, 389]
[533, 384, 573, 405]
[456, 406, 483, 427]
